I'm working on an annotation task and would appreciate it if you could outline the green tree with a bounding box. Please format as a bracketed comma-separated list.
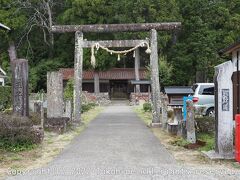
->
[1, 0, 240, 91]
[64, 78, 74, 100]
[59, 0, 180, 71]
[159, 56, 173, 87]
[168, 0, 239, 85]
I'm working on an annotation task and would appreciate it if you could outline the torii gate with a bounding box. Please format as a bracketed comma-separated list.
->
[51, 23, 181, 126]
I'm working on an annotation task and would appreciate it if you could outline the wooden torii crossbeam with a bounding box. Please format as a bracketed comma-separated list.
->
[51, 22, 181, 126]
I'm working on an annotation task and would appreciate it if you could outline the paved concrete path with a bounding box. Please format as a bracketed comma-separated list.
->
[7, 102, 240, 180]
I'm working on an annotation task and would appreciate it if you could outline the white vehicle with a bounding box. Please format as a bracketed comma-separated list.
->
[192, 83, 215, 117]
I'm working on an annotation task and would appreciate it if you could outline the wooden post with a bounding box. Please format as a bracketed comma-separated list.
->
[135, 48, 140, 93]
[74, 31, 83, 125]
[186, 100, 196, 143]
[11, 59, 29, 117]
[47, 71, 64, 118]
[150, 29, 161, 125]
[94, 71, 100, 93]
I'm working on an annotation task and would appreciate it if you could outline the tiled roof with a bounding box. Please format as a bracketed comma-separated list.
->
[59, 68, 148, 80]
[164, 86, 194, 95]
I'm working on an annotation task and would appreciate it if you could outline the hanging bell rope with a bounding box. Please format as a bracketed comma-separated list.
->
[90, 41, 151, 67]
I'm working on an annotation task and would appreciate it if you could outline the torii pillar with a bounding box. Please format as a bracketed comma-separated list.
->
[74, 31, 83, 125]
[51, 23, 181, 125]
[150, 29, 161, 126]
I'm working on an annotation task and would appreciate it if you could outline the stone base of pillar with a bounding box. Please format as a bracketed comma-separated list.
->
[167, 122, 178, 135]
[161, 123, 168, 130]
[149, 122, 161, 128]
[202, 150, 234, 160]
[44, 117, 70, 134]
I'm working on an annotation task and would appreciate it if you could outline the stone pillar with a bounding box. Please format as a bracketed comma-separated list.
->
[40, 101, 44, 128]
[135, 48, 140, 93]
[173, 107, 182, 128]
[33, 101, 44, 128]
[167, 107, 182, 135]
[150, 29, 161, 125]
[74, 31, 83, 124]
[161, 94, 168, 130]
[33, 102, 41, 113]
[186, 100, 196, 143]
[47, 71, 64, 118]
[94, 71, 100, 93]
[64, 100, 72, 121]
[214, 61, 234, 158]
[11, 59, 29, 117]
[148, 85, 151, 101]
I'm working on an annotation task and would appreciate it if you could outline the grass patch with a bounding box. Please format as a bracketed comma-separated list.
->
[47, 139, 54, 144]
[9, 155, 22, 161]
[0, 106, 104, 179]
[82, 106, 103, 124]
[0, 139, 37, 152]
[81, 103, 97, 113]
[170, 137, 189, 147]
[134, 105, 240, 170]
[143, 102, 152, 112]
[133, 106, 215, 152]
[232, 162, 240, 169]
[133, 106, 152, 126]
[197, 133, 215, 151]
[169, 133, 214, 151]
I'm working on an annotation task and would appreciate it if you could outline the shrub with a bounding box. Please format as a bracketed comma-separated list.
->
[0, 86, 12, 111]
[0, 138, 37, 152]
[195, 116, 215, 134]
[170, 137, 189, 147]
[64, 78, 74, 100]
[0, 113, 44, 152]
[88, 102, 97, 108]
[143, 102, 152, 112]
[197, 133, 215, 151]
[81, 103, 97, 113]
